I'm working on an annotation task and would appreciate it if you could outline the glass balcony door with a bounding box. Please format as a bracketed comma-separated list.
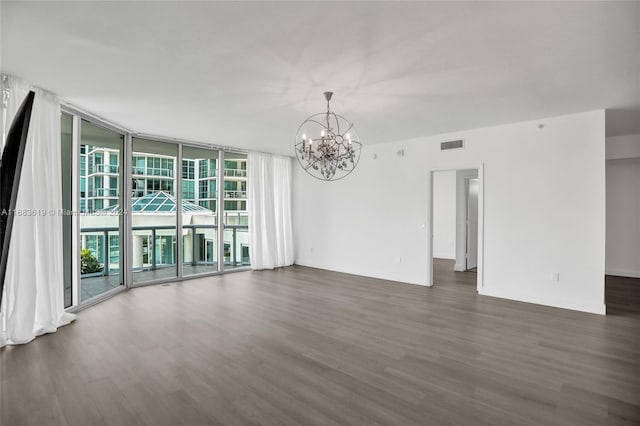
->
[222, 153, 249, 269]
[131, 138, 178, 284]
[79, 120, 124, 302]
[61, 109, 251, 311]
[182, 146, 219, 276]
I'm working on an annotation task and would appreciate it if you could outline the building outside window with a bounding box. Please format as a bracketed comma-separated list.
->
[72, 140, 249, 304]
[182, 160, 195, 179]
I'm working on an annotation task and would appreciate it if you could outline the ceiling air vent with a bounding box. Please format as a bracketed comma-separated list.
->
[441, 139, 464, 151]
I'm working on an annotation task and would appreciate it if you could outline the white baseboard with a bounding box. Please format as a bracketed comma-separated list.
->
[605, 268, 640, 279]
[454, 263, 465, 271]
[478, 287, 606, 315]
[293, 260, 429, 287]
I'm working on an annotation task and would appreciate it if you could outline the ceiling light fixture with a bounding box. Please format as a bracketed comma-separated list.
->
[294, 91, 362, 181]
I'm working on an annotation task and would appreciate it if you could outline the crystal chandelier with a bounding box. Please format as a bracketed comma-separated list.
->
[294, 92, 362, 181]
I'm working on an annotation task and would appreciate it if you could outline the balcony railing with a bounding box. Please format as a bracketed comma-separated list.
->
[132, 167, 174, 177]
[181, 224, 249, 267]
[199, 170, 217, 178]
[146, 167, 174, 177]
[89, 164, 119, 174]
[131, 168, 242, 178]
[80, 224, 249, 277]
[87, 188, 119, 197]
[224, 168, 247, 177]
[224, 190, 247, 199]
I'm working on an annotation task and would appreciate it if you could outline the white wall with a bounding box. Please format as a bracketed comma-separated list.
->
[606, 157, 640, 278]
[293, 110, 606, 314]
[432, 170, 456, 259]
[606, 134, 640, 160]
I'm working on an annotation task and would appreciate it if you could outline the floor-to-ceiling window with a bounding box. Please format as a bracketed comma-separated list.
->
[223, 153, 249, 268]
[131, 138, 178, 284]
[61, 109, 251, 310]
[183, 146, 219, 276]
[79, 119, 124, 302]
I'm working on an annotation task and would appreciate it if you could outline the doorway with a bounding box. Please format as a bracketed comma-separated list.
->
[429, 167, 483, 291]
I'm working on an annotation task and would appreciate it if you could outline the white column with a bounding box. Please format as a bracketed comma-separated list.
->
[132, 234, 143, 269]
[183, 232, 192, 263]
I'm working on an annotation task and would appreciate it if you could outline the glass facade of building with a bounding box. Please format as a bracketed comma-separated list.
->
[80, 149, 246, 214]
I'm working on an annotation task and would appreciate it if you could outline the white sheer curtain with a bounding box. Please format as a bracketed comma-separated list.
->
[0, 76, 75, 347]
[248, 152, 294, 270]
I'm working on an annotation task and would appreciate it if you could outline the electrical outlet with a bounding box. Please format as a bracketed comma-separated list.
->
[551, 272, 560, 282]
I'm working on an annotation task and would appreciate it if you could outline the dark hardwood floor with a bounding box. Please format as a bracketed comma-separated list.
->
[1, 260, 639, 425]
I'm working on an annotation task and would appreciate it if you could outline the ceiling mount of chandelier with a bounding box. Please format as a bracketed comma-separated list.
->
[294, 91, 362, 181]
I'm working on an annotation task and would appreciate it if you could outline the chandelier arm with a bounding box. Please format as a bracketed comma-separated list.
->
[342, 122, 354, 136]
[296, 151, 320, 172]
[306, 118, 330, 128]
[302, 156, 323, 172]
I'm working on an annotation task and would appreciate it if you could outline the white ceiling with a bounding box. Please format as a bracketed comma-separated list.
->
[2, 1, 639, 155]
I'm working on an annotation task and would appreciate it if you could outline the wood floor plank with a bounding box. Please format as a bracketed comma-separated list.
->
[2, 259, 640, 425]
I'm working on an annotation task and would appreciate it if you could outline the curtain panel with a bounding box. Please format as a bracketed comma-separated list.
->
[0, 76, 75, 347]
[247, 152, 294, 270]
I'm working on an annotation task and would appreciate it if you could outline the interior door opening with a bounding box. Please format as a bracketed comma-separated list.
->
[430, 168, 481, 291]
